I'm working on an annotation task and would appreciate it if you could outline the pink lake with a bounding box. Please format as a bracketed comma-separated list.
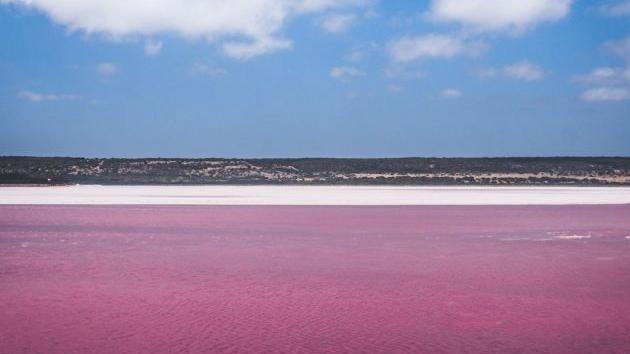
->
[1, 205, 630, 353]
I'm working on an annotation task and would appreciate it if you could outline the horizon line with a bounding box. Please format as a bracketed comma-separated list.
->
[2, 155, 630, 160]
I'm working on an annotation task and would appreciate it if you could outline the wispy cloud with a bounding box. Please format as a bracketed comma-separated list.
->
[17, 90, 80, 102]
[440, 88, 462, 98]
[384, 66, 426, 80]
[572, 67, 630, 84]
[387, 34, 484, 63]
[97, 62, 118, 76]
[604, 36, 630, 62]
[330, 66, 365, 81]
[503, 61, 545, 81]
[387, 85, 403, 93]
[191, 62, 227, 77]
[345, 90, 359, 99]
[344, 42, 378, 62]
[144, 39, 163, 56]
[581, 87, 630, 102]
[222, 37, 292, 60]
[599, 1, 630, 16]
[476, 61, 545, 81]
[321, 13, 355, 33]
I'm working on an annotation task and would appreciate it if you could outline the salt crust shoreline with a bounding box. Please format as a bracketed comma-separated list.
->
[1, 185, 630, 205]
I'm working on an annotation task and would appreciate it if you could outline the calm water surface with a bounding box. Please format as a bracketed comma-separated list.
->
[1, 205, 630, 353]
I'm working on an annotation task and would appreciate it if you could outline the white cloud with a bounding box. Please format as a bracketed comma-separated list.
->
[581, 87, 630, 102]
[440, 88, 462, 98]
[427, 0, 572, 33]
[330, 66, 365, 81]
[600, 1, 630, 16]
[572, 65, 630, 103]
[570, 37, 630, 103]
[321, 13, 355, 33]
[390, 1, 570, 66]
[387, 34, 483, 63]
[1, 0, 368, 59]
[17, 90, 80, 102]
[97, 62, 118, 75]
[475, 61, 545, 81]
[503, 61, 545, 81]
[144, 39, 163, 56]
[296, 0, 368, 13]
[604, 36, 630, 61]
[191, 62, 227, 77]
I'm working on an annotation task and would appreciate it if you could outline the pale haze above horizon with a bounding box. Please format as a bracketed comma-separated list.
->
[1, 0, 629, 158]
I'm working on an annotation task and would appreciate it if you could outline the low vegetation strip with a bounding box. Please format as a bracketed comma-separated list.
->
[1, 156, 629, 185]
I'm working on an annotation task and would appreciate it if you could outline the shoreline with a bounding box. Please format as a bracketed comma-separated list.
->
[2, 185, 630, 205]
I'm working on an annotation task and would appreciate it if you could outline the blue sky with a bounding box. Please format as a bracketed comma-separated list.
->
[1, 0, 629, 158]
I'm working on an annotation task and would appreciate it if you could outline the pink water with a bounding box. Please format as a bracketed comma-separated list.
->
[1, 205, 630, 353]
